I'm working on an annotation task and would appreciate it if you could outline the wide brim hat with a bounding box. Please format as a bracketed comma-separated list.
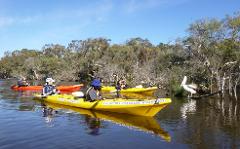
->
[46, 78, 55, 83]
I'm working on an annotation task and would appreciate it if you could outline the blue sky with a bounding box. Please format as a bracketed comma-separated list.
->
[0, 0, 239, 57]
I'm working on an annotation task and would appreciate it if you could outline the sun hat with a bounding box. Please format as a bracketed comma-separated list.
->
[91, 79, 101, 87]
[46, 78, 55, 83]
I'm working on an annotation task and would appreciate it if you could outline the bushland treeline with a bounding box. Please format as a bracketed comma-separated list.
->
[0, 13, 240, 95]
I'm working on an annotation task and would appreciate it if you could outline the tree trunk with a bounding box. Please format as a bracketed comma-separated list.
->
[229, 75, 232, 96]
[222, 73, 226, 96]
[234, 75, 239, 100]
[216, 72, 222, 94]
[33, 70, 39, 80]
[210, 73, 213, 94]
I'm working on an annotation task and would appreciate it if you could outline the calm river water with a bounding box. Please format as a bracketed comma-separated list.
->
[0, 79, 239, 149]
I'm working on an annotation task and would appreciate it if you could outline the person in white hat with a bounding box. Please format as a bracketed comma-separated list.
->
[17, 77, 29, 87]
[42, 78, 58, 97]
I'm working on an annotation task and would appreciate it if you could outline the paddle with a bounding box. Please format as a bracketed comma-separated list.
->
[109, 85, 142, 93]
[72, 91, 85, 98]
[110, 89, 117, 93]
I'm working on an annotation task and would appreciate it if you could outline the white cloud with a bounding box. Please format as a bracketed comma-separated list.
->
[125, 0, 161, 13]
[0, 15, 43, 29]
[0, 16, 14, 27]
[123, 0, 188, 13]
[53, 0, 113, 22]
[0, 0, 113, 28]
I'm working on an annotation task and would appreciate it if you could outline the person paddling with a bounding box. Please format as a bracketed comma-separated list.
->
[85, 78, 102, 102]
[115, 77, 127, 98]
[17, 77, 29, 87]
[42, 78, 58, 97]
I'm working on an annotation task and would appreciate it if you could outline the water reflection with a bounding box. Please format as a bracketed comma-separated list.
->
[41, 103, 57, 127]
[2, 79, 240, 148]
[85, 115, 101, 136]
[180, 99, 196, 120]
[41, 102, 171, 142]
[203, 96, 240, 129]
[175, 96, 240, 148]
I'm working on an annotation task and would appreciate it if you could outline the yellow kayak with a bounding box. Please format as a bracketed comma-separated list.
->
[101, 86, 158, 95]
[43, 102, 171, 142]
[34, 94, 171, 116]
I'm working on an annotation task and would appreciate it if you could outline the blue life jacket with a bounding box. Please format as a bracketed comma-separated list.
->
[43, 85, 56, 95]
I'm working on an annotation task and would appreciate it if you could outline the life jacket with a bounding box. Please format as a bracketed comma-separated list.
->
[86, 87, 101, 101]
[85, 87, 94, 101]
[116, 80, 126, 90]
[43, 85, 56, 95]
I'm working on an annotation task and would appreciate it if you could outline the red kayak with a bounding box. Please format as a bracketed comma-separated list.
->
[11, 84, 84, 92]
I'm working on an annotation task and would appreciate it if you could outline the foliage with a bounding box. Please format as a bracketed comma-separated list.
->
[0, 13, 240, 95]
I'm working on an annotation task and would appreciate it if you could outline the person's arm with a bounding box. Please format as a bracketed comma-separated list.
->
[42, 85, 52, 96]
[42, 86, 48, 96]
[52, 86, 59, 94]
[97, 91, 103, 100]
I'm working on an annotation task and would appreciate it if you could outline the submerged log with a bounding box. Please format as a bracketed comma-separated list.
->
[191, 91, 221, 99]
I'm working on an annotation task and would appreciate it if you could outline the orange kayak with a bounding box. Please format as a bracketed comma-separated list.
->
[11, 84, 84, 92]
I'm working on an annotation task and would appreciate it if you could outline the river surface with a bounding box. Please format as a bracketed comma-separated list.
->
[0, 79, 240, 149]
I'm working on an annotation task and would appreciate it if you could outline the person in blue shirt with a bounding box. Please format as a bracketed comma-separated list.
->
[86, 79, 102, 102]
[42, 78, 58, 97]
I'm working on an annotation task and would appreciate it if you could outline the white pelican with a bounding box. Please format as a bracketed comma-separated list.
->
[181, 76, 197, 96]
